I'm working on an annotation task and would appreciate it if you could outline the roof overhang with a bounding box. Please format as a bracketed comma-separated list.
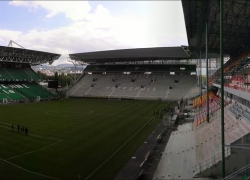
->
[69, 46, 190, 64]
[0, 46, 61, 65]
[182, 0, 250, 58]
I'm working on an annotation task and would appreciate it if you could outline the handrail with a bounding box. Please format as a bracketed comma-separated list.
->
[209, 49, 250, 87]
[223, 163, 250, 180]
[193, 147, 230, 174]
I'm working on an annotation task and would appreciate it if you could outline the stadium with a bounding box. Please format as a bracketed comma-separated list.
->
[1, 0, 250, 180]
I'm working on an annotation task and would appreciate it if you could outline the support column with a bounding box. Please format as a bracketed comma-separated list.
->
[206, 20, 209, 123]
[200, 51, 202, 109]
[220, 0, 225, 178]
[197, 58, 199, 85]
[74, 64, 77, 82]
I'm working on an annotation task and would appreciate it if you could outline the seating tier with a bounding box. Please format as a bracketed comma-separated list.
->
[67, 74, 197, 100]
[0, 67, 40, 81]
[0, 84, 25, 101]
[0, 83, 57, 103]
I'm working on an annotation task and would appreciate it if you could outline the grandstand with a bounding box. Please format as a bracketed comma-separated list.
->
[153, 1, 250, 179]
[67, 47, 198, 101]
[2, 0, 250, 179]
[0, 45, 60, 103]
[66, 67, 197, 100]
[66, 1, 250, 180]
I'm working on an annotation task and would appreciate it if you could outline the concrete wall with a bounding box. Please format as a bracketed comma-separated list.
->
[199, 133, 250, 178]
[213, 83, 250, 102]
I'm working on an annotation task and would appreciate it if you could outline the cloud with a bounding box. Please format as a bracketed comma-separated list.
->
[3, 1, 188, 65]
[0, 29, 23, 44]
[8, 1, 38, 11]
[9, 1, 92, 21]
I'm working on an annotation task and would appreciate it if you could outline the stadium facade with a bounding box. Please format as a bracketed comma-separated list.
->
[1, 0, 250, 179]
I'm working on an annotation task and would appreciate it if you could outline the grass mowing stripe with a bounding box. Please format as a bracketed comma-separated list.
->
[0, 156, 59, 180]
[0, 99, 171, 179]
[85, 115, 157, 180]
[0, 122, 63, 161]
[6, 139, 62, 161]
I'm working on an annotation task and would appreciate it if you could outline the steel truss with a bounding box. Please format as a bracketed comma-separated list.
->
[201, 0, 250, 57]
[183, 0, 250, 58]
[0, 46, 60, 66]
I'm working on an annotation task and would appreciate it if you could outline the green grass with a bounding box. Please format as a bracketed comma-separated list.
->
[0, 98, 171, 180]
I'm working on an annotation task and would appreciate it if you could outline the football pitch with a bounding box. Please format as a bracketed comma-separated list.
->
[0, 98, 171, 180]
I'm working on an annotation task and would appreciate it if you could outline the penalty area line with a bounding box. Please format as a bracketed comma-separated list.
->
[0, 123, 62, 179]
[0, 123, 63, 161]
[0, 156, 59, 180]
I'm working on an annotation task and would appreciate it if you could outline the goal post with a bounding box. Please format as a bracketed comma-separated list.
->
[36, 96, 41, 102]
[2, 98, 8, 104]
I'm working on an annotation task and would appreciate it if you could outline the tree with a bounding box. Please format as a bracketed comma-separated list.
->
[54, 71, 59, 81]
[37, 71, 49, 80]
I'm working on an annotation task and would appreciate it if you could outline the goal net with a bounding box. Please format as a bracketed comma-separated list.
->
[2, 98, 8, 104]
[36, 96, 41, 102]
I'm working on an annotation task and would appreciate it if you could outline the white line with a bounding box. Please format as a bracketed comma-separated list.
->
[6, 139, 62, 160]
[0, 123, 63, 160]
[71, 81, 85, 95]
[0, 156, 59, 180]
[0, 122, 62, 179]
[84, 115, 157, 180]
[108, 88, 116, 96]
[1, 100, 168, 180]
[0, 121, 12, 125]
[85, 102, 169, 179]
[84, 87, 93, 95]
[165, 88, 170, 99]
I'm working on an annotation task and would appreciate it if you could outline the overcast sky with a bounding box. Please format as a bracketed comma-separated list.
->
[0, 1, 188, 65]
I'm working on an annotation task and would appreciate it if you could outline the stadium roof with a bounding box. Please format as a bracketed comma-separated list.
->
[182, 0, 250, 58]
[0, 45, 61, 65]
[69, 46, 190, 64]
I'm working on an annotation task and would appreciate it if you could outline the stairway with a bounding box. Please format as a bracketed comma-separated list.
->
[193, 103, 250, 177]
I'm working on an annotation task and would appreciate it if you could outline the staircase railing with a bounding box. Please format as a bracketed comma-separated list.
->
[209, 48, 250, 87]
[193, 147, 230, 175]
[223, 163, 250, 180]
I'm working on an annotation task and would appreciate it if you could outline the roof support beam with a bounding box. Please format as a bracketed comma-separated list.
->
[206, 19, 209, 123]
[220, 0, 225, 178]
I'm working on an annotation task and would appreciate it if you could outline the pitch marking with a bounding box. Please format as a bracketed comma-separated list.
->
[85, 102, 169, 179]
[0, 156, 59, 180]
[0, 122, 62, 180]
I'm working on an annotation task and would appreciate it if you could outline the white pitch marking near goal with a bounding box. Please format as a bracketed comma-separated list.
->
[0, 122, 62, 180]
[0, 123, 62, 161]
[0, 156, 59, 180]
